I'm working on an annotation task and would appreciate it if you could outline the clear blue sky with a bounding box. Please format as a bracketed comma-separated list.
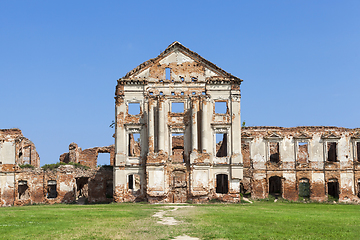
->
[1, 1, 359, 165]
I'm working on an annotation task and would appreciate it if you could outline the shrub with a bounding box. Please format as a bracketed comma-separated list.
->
[19, 164, 35, 169]
[41, 162, 89, 171]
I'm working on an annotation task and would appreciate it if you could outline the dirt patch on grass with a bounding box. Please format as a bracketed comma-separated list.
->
[153, 205, 193, 225]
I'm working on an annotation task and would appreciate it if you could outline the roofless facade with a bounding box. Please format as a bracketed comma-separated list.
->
[113, 42, 243, 202]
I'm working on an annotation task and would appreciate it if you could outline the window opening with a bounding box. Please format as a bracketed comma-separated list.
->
[241, 141, 251, 167]
[181, 92, 184, 95]
[191, 77, 197, 82]
[299, 178, 310, 198]
[172, 133, 184, 163]
[297, 142, 308, 164]
[327, 179, 339, 199]
[269, 176, 282, 197]
[149, 92, 153, 95]
[76, 177, 89, 200]
[216, 133, 227, 157]
[215, 101, 227, 114]
[18, 180, 29, 200]
[128, 102, 140, 115]
[128, 174, 140, 191]
[172, 102, 184, 113]
[106, 180, 113, 198]
[128, 174, 133, 189]
[216, 174, 228, 194]
[23, 146, 31, 164]
[269, 142, 280, 163]
[128, 133, 141, 157]
[165, 68, 171, 80]
[160, 91, 164, 96]
[180, 76, 184, 82]
[357, 142, 360, 162]
[171, 92, 175, 96]
[97, 152, 110, 167]
[202, 91, 205, 95]
[47, 180, 58, 199]
[192, 92, 196, 95]
[327, 142, 337, 162]
[357, 180, 360, 198]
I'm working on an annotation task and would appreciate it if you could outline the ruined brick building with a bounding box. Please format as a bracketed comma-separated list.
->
[1, 42, 360, 206]
[0, 129, 114, 206]
[113, 41, 242, 203]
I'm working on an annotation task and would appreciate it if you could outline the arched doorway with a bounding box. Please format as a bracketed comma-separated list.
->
[327, 179, 339, 199]
[299, 178, 310, 198]
[269, 176, 282, 197]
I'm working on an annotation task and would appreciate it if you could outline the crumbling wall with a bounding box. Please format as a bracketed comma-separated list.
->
[1, 165, 114, 206]
[0, 128, 40, 168]
[60, 143, 115, 168]
[242, 126, 360, 203]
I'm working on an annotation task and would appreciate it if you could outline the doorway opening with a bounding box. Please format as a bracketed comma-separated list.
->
[269, 176, 282, 197]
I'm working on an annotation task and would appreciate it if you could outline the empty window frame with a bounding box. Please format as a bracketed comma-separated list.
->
[327, 179, 339, 199]
[215, 133, 227, 157]
[297, 141, 309, 163]
[357, 142, 360, 162]
[269, 142, 280, 163]
[165, 68, 171, 80]
[171, 102, 184, 113]
[128, 133, 141, 157]
[216, 174, 228, 194]
[97, 152, 110, 166]
[298, 178, 310, 198]
[327, 142, 337, 162]
[128, 174, 133, 189]
[76, 177, 89, 199]
[215, 101, 227, 114]
[241, 141, 251, 167]
[18, 180, 29, 200]
[47, 180, 58, 199]
[128, 174, 141, 191]
[172, 133, 184, 163]
[128, 102, 140, 115]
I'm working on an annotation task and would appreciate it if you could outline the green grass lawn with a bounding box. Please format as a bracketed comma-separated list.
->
[0, 201, 359, 239]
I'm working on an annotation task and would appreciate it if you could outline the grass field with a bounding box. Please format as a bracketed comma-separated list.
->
[1, 201, 359, 239]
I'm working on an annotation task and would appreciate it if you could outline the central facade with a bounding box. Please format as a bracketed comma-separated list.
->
[113, 42, 243, 203]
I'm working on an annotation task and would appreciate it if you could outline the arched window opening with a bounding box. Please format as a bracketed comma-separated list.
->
[76, 177, 89, 200]
[299, 178, 310, 198]
[269, 142, 280, 163]
[47, 180, 58, 199]
[18, 180, 29, 200]
[216, 174, 228, 194]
